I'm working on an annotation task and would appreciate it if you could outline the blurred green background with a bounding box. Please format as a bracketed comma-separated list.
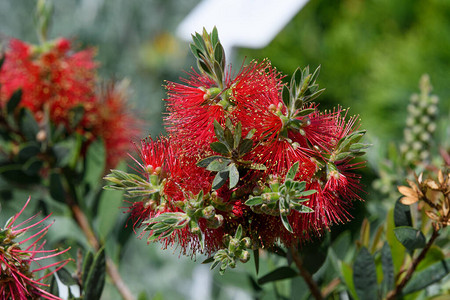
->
[1, 0, 449, 299]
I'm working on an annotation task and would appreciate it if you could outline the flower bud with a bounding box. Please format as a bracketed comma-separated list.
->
[36, 129, 47, 142]
[202, 206, 216, 219]
[239, 251, 250, 263]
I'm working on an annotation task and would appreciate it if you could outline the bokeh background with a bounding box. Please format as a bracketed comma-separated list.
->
[1, 0, 449, 299]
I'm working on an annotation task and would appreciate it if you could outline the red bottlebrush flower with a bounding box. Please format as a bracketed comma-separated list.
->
[88, 81, 141, 169]
[0, 197, 71, 300]
[0, 38, 97, 126]
[0, 38, 141, 169]
[164, 70, 230, 155]
[232, 60, 285, 141]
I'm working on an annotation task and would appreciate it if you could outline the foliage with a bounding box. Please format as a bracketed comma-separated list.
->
[0, 1, 449, 299]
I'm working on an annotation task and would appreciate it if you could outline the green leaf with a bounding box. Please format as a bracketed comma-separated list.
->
[82, 251, 94, 286]
[212, 170, 228, 190]
[257, 266, 297, 285]
[353, 247, 377, 300]
[238, 139, 253, 156]
[49, 172, 66, 203]
[245, 129, 256, 139]
[253, 249, 260, 275]
[416, 246, 445, 272]
[0, 55, 5, 70]
[293, 205, 314, 213]
[394, 226, 426, 253]
[245, 196, 263, 206]
[23, 157, 43, 175]
[213, 120, 226, 144]
[381, 242, 394, 297]
[394, 198, 412, 227]
[211, 27, 219, 47]
[386, 208, 406, 274]
[197, 155, 224, 168]
[210, 142, 230, 155]
[228, 163, 239, 188]
[403, 258, 450, 295]
[7, 89, 22, 115]
[234, 122, 242, 149]
[49, 274, 59, 297]
[18, 142, 40, 162]
[286, 162, 299, 180]
[57, 268, 77, 286]
[341, 262, 358, 300]
[206, 157, 230, 172]
[68, 105, 85, 129]
[84, 247, 106, 300]
[224, 126, 234, 148]
[281, 214, 293, 233]
[296, 108, 315, 117]
[234, 224, 243, 239]
[84, 139, 106, 185]
[299, 189, 316, 197]
[202, 256, 214, 264]
[97, 188, 124, 239]
[19, 108, 39, 141]
[282, 85, 290, 106]
[53, 138, 77, 168]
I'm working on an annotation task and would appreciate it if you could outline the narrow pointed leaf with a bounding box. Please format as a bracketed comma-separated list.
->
[234, 122, 242, 149]
[213, 120, 226, 143]
[7, 89, 22, 115]
[257, 266, 297, 285]
[238, 139, 253, 156]
[82, 251, 94, 285]
[286, 162, 299, 180]
[353, 247, 377, 300]
[229, 163, 239, 188]
[253, 249, 260, 275]
[57, 268, 77, 286]
[381, 242, 394, 297]
[84, 247, 106, 300]
[245, 196, 263, 206]
[281, 214, 293, 233]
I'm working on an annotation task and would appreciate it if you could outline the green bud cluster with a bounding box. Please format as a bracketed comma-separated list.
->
[205, 225, 251, 275]
[400, 74, 439, 165]
[245, 162, 316, 232]
[197, 119, 265, 190]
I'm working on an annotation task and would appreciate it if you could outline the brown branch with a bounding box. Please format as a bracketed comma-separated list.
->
[386, 228, 440, 300]
[289, 245, 324, 300]
[322, 277, 340, 298]
[69, 202, 135, 300]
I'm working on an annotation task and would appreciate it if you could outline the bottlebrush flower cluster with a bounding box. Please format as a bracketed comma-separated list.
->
[0, 198, 70, 299]
[105, 28, 368, 274]
[0, 37, 140, 169]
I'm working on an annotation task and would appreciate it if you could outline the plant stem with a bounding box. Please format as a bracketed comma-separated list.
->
[62, 171, 135, 300]
[386, 228, 440, 300]
[69, 202, 135, 300]
[289, 245, 324, 300]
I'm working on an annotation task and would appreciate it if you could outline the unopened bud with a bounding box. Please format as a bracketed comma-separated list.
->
[207, 214, 223, 229]
[202, 206, 215, 219]
[241, 237, 251, 249]
[36, 130, 47, 142]
[239, 251, 250, 263]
